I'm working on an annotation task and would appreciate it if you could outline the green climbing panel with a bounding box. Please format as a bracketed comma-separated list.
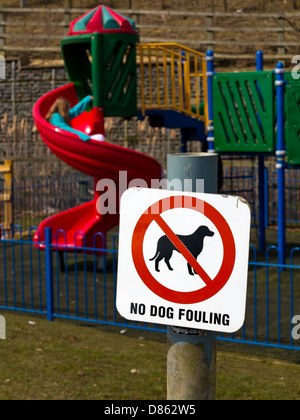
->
[62, 32, 138, 118]
[60, 5, 139, 119]
[92, 32, 138, 118]
[285, 81, 300, 165]
[213, 71, 275, 153]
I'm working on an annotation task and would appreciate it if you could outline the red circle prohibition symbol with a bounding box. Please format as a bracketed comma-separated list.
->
[131, 195, 236, 304]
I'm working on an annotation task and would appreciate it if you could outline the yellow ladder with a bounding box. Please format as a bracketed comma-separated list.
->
[137, 43, 208, 126]
[0, 160, 13, 234]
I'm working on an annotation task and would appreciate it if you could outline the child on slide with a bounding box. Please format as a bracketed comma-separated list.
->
[46, 95, 105, 142]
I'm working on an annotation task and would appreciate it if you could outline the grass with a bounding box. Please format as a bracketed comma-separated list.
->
[217, 347, 300, 400]
[0, 311, 166, 400]
[0, 311, 300, 400]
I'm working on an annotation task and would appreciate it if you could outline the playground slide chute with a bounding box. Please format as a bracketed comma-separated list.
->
[33, 83, 162, 249]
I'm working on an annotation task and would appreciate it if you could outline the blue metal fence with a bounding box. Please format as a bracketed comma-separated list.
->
[0, 226, 46, 316]
[1, 224, 300, 350]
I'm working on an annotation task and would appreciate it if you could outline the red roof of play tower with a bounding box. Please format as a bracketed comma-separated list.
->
[67, 4, 138, 36]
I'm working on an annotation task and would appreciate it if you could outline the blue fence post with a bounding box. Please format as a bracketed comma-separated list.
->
[258, 161, 267, 252]
[45, 227, 54, 321]
[206, 50, 215, 153]
[275, 62, 286, 266]
[264, 167, 269, 228]
[256, 51, 267, 252]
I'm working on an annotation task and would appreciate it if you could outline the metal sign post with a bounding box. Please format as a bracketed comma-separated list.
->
[167, 152, 218, 400]
[117, 153, 251, 401]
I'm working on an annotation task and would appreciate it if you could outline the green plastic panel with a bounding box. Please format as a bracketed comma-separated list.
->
[213, 71, 275, 153]
[92, 32, 139, 118]
[285, 71, 298, 85]
[286, 82, 300, 165]
[61, 32, 139, 118]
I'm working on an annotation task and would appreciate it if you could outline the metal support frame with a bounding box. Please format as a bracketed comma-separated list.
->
[206, 50, 215, 153]
[256, 51, 267, 252]
[167, 152, 218, 400]
[45, 227, 54, 322]
[275, 62, 286, 266]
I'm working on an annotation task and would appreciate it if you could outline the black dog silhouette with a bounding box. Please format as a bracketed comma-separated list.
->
[150, 225, 214, 276]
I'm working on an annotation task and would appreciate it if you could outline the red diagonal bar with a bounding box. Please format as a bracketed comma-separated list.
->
[153, 214, 213, 285]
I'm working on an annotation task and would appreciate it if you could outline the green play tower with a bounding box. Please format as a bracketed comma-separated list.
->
[61, 5, 139, 118]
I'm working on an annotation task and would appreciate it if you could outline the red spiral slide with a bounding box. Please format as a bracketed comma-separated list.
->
[32, 83, 162, 249]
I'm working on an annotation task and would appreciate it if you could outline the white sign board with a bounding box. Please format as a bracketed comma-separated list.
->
[116, 188, 251, 333]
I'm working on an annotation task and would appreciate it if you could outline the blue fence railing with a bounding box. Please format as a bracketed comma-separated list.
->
[0, 225, 46, 316]
[1, 225, 300, 351]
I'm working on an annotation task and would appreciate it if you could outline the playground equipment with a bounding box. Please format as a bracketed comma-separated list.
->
[33, 5, 162, 250]
[33, 4, 211, 251]
[33, 4, 299, 265]
[136, 43, 208, 150]
[0, 160, 13, 235]
[206, 50, 300, 265]
[135, 45, 300, 265]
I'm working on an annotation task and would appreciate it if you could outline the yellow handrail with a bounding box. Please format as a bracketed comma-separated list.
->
[0, 160, 13, 234]
[137, 43, 208, 127]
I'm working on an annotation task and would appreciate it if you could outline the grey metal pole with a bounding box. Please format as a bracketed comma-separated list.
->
[167, 152, 218, 400]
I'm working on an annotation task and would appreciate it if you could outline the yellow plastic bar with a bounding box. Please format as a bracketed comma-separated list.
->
[0, 160, 13, 233]
[178, 54, 184, 110]
[155, 49, 160, 106]
[163, 49, 168, 107]
[148, 48, 153, 107]
[170, 46, 176, 108]
[139, 48, 145, 116]
[193, 56, 200, 117]
[185, 52, 191, 112]
[137, 43, 208, 126]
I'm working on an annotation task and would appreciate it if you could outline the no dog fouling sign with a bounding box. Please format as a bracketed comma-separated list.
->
[116, 188, 251, 333]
